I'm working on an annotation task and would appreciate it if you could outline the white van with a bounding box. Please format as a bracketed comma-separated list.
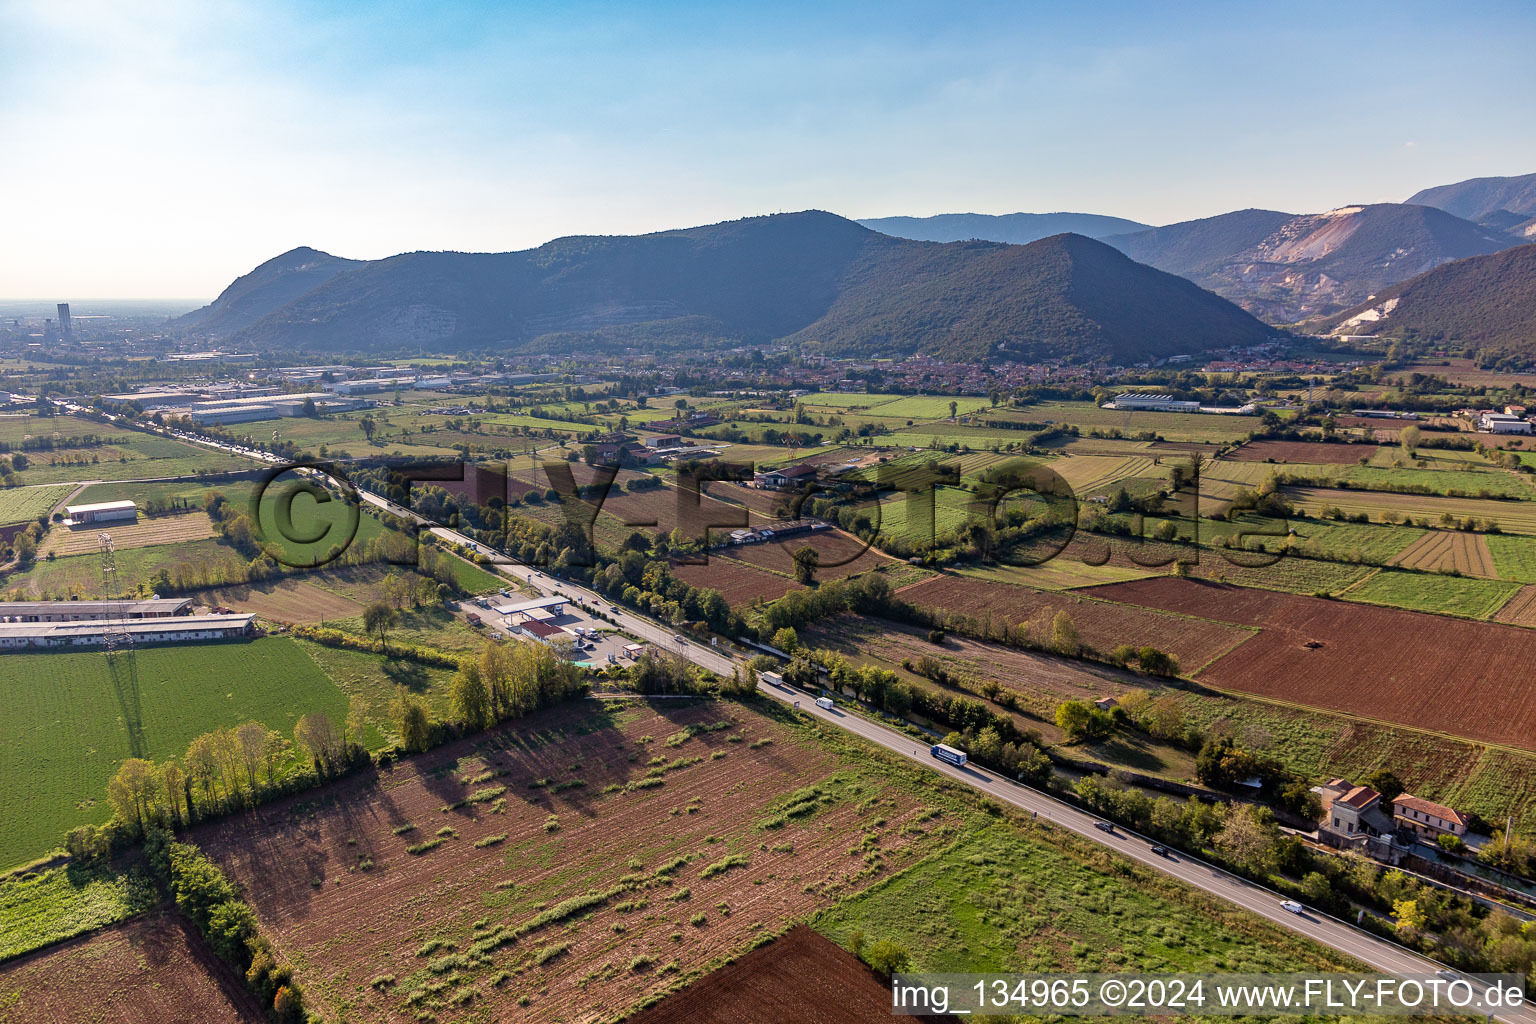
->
[815, 697, 835, 711]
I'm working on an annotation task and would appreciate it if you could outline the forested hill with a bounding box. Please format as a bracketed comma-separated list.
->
[211, 212, 1275, 362]
[1326, 244, 1536, 361]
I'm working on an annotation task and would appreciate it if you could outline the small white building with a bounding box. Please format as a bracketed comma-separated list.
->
[63, 500, 137, 525]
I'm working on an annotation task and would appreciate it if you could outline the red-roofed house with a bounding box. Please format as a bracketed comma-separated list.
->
[1393, 794, 1468, 838]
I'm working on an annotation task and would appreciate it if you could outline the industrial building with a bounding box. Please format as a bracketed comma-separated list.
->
[1478, 411, 1532, 434]
[186, 392, 373, 425]
[62, 500, 137, 525]
[1111, 392, 1201, 413]
[0, 598, 192, 623]
[0, 613, 256, 651]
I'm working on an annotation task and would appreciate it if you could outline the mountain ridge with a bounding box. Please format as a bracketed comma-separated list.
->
[1324, 243, 1536, 360]
[1408, 172, 1536, 221]
[1101, 203, 1519, 323]
[202, 212, 1276, 362]
[858, 211, 1150, 245]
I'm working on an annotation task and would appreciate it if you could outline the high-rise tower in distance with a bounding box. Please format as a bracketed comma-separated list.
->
[56, 303, 72, 339]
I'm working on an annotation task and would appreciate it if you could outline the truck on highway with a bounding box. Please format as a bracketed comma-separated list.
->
[930, 743, 967, 767]
[815, 696, 835, 710]
[760, 671, 785, 689]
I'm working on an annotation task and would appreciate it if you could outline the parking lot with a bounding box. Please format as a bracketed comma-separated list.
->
[452, 585, 644, 668]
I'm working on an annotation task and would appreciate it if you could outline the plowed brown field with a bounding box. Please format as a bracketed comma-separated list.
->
[625, 925, 954, 1024]
[1494, 585, 1536, 627]
[1226, 440, 1378, 464]
[897, 574, 1255, 672]
[1083, 577, 1536, 750]
[672, 559, 804, 605]
[193, 700, 941, 1023]
[0, 910, 264, 1024]
[1388, 531, 1496, 576]
[725, 529, 893, 579]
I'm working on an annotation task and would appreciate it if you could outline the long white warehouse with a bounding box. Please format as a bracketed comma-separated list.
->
[0, 613, 256, 650]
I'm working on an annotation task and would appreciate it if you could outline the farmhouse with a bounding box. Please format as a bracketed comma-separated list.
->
[1314, 779, 1407, 864]
[1111, 392, 1200, 413]
[62, 500, 137, 525]
[0, 598, 192, 623]
[0, 613, 256, 650]
[1392, 794, 1468, 839]
[753, 463, 819, 490]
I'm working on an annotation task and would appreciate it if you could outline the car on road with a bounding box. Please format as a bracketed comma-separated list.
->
[1280, 900, 1305, 915]
[1094, 821, 1114, 833]
[1150, 845, 1169, 857]
[672, 634, 687, 644]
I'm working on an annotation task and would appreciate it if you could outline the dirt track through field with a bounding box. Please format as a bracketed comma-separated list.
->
[1387, 530, 1497, 576]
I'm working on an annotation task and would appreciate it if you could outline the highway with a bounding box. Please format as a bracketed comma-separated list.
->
[148, 437, 1532, 1022]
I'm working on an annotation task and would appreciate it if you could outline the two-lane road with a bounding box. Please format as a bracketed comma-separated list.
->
[332, 487, 1532, 1022]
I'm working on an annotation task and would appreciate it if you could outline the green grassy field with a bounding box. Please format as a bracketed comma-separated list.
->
[1487, 534, 1536, 583]
[0, 484, 73, 526]
[1, 537, 247, 599]
[1344, 568, 1521, 618]
[0, 862, 159, 962]
[1339, 464, 1535, 498]
[0, 637, 352, 868]
[814, 809, 1356, 975]
[0, 416, 244, 485]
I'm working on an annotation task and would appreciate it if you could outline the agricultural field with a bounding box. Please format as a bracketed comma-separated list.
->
[723, 529, 892, 581]
[0, 537, 248, 599]
[0, 637, 352, 869]
[1487, 534, 1536, 583]
[1226, 440, 1378, 464]
[1338, 464, 1535, 499]
[1048, 454, 1163, 498]
[38, 513, 214, 557]
[201, 577, 366, 623]
[1344, 568, 1520, 619]
[803, 613, 1134, 719]
[0, 909, 265, 1023]
[625, 926, 902, 1024]
[814, 800, 1359, 977]
[73, 476, 258, 510]
[672, 559, 803, 607]
[1187, 552, 1373, 596]
[1084, 577, 1536, 751]
[191, 700, 946, 1023]
[0, 416, 243, 485]
[0, 863, 158, 963]
[1285, 486, 1536, 534]
[1494, 585, 1536, 627]
[896, 573, 1256, 673]
[1386, 530, 1497, 576]
[0, 485, 73, 526]
[1019, 402, 1262, 443]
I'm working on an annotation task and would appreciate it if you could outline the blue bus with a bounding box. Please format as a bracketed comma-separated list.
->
[930, 743, 967, 767]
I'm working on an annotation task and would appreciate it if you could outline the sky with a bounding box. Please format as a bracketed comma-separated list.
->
[3, 0, 1535, 299]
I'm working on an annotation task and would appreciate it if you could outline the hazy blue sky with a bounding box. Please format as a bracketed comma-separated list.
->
[4, 0, 1534, 298]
